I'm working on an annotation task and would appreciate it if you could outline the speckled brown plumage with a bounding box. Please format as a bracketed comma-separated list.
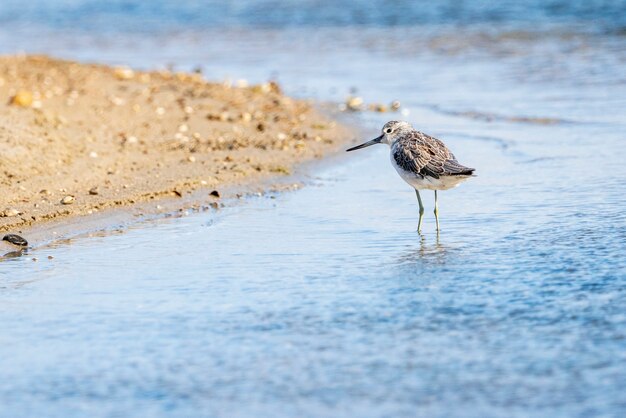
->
[392, 130, 474, 179]
[346, 120, 475, 232]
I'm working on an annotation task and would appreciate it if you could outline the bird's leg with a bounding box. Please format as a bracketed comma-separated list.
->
[434, 190, 440, 232]
[415, 190, 425, 233]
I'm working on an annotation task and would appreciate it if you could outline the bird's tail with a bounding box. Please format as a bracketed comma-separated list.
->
[443, 160, 475, 176]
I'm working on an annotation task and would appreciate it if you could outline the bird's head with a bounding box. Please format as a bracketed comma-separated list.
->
[346, 120, 413, 151]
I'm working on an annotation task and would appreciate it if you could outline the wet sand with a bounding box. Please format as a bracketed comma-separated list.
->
[0, 55, 354, 234]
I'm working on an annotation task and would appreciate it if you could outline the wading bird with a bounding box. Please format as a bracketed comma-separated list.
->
[347, 121, 474, 233]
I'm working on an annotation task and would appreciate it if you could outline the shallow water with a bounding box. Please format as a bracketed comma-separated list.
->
[1, 2, 626, 417]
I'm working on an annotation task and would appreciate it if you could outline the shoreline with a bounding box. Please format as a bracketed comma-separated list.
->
[0, 55, 357, 243]
[7, 146, 358, 253]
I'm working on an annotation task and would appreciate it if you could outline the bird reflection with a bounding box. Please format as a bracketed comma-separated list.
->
[396, 233, 449, 266]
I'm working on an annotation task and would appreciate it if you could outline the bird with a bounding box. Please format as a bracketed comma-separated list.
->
[347, 121, 474, 233]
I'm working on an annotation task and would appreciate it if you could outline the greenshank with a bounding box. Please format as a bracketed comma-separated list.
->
[347, 121, 474, 233]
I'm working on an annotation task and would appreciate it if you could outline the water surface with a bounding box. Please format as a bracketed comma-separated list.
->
[1, 2, 625, 417]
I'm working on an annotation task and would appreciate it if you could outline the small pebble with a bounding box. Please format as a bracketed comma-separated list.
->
[114, 66, 135, 80]
[210, 190, 220, 198]
[10, 91, 34, 107]
[1, 208, 20, 217]
[370, 103, 388, 113]
[61, 195, 75, 205]
[110, 96, 125, 106]
[89, 187, 99, 195]
[346, 96, 363, 111]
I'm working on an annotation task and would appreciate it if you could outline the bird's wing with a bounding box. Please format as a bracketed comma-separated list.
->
[442, 159, 475, 175]
[393, 131, 451, 179]
[393, 131, 475, 178]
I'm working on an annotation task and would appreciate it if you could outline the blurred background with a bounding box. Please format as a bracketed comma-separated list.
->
[1, 0, 625, 103]
[1, 2, 626, 418]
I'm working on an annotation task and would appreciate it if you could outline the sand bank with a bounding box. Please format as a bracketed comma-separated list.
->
[0, 56, 354, 234]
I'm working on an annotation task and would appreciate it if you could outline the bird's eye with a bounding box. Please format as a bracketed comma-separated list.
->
[386, 128, 392, 134]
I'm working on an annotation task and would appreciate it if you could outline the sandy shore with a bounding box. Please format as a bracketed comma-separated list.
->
[0, 55, 354, 234]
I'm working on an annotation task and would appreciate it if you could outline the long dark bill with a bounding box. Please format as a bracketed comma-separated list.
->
[346, 134, 383, 152]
